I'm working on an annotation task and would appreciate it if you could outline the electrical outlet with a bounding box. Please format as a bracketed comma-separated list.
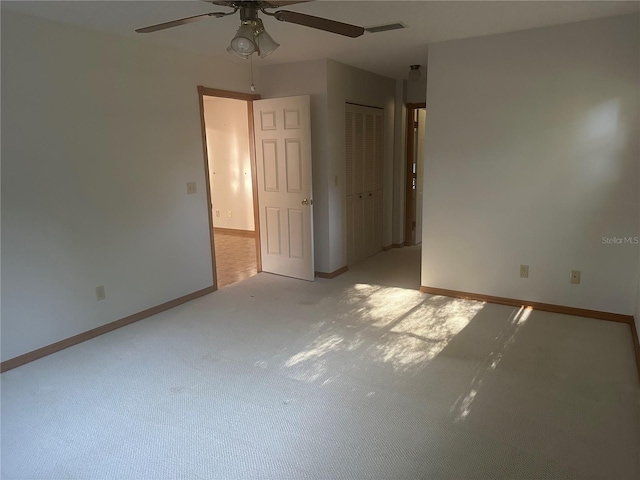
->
[570, 270, 581, 284]
[187, 182, 197, 195]
[519, 265, 529, 278]
[215, 209, 220, 217]
[228, 210, 232, 218]
[96, 286, 106, 301]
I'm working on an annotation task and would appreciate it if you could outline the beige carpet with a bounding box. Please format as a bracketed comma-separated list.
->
[2, 246, 639, 479]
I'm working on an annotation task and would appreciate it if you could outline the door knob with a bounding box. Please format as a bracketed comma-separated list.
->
[302, 199, 312, 206]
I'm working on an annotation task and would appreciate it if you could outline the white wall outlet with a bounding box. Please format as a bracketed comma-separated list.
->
[570, 270, 581, 284]
[519, 265, 529, 278]
[228, 210, 232, 218]
[215, 209, 220, 217]
[96, 286, 106, 301]
[187, 182, 197, 195]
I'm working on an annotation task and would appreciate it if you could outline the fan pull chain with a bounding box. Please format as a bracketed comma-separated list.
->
[250, 55, 256, 92]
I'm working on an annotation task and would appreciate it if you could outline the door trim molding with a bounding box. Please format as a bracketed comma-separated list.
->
[197, 86, 262, 283]
[198, 86, 260, 102]
[197, 87, 218, 285]
[247, 100, 262, 272]
[0, 285, 216, 373]
[404, 103, 426, 246]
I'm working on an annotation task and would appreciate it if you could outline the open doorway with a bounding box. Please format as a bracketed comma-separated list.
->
[404, 103, 426, 246]
[197, 87, 261, 289]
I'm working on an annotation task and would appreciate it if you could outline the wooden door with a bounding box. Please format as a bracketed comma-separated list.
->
[253, 96, 314, 281]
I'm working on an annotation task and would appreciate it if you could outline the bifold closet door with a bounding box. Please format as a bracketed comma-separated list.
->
[345, 103, 384, 266]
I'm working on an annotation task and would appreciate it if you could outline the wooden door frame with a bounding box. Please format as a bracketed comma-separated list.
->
[404, 103, 426, 246]
[196, 86, 262, 289]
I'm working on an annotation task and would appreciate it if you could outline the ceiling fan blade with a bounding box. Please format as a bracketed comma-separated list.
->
[262, 1, 311, 5]
[273, 10, 364, 38]
[135, 12, 225, 33]
[205, 1, 310, 7]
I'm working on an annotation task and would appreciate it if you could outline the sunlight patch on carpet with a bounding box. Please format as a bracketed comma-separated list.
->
[280, 287, 485, 379]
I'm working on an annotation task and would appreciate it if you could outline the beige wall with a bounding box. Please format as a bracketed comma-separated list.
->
[257, 59, 330, 271]
[203, 97, 254, 231]
[392, 79, 408, 246]
[407, 77, 427, 104]
[1, 10, 252, 361]
[422, 14, 639, 314]
[258, 59, 396, 273]
[326, 60, 396, 271]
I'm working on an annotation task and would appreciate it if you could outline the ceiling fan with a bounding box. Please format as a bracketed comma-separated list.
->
[135, 1, 365, 59]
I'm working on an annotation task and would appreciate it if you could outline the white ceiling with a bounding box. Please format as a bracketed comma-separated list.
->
[3, 0, 639, 79]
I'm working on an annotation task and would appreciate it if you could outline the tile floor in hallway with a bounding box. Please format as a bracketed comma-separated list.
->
[213, 230, 258, 289]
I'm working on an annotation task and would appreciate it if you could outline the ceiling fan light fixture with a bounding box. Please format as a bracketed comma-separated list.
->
[255, 29, 280, 58]
[229, 23, 257, 56]
[136, 3, 365, 57]
[226, 45, 251, 60]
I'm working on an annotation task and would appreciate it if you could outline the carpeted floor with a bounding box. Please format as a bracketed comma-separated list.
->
[2, 246, 639, 479]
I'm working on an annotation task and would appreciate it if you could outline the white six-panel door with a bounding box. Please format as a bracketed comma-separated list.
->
[253, 96, 314, 281]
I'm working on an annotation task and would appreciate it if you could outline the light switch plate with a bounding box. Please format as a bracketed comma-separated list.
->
[187, 182, 197, 195]
[96, 286, 106, 301]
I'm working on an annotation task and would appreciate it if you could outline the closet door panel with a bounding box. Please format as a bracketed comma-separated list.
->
[353, 193, 365, 264]
[345, 104, 384, 266]
[363, 114, 374, 193]
[346, 194, 354, 265]
[374, 114, 384, 192]
[345, 111, 354, 197]
[364, 192, 375, 257]
[374, 190, 383, 252]
[353, 112, 364, 195]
